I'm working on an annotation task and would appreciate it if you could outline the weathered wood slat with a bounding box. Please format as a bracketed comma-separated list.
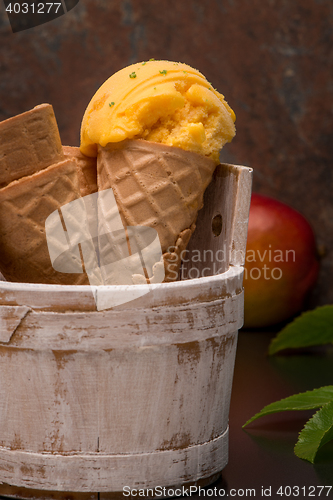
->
[228, 165, 253, 266]
[0, 265, 243, 312]
[184, 163, 252, 277]
[4, 292, 243, 350]
[0, 429, 228, 492]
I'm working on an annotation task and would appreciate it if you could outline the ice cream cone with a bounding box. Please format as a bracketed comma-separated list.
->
[97, 139, 217, 281]
[0, 158, 89, 285]
[63, 145, 97, 197]
[0, 104, 64, 189]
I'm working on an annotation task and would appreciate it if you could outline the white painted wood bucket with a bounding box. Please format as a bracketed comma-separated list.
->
[0, 164, 252, 499]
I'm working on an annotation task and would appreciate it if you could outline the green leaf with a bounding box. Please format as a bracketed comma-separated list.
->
[243, 386, 333, 427]
[294, 400, 333, 463]
[269, 305, 333, 355]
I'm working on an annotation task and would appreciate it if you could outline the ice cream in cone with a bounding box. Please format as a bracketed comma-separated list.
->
[0, 61, 236, 286]
[80, 60, 236, 281]
[97, 139, 216, 281]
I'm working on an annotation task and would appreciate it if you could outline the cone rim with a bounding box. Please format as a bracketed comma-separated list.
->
[98, 138, 218, 166]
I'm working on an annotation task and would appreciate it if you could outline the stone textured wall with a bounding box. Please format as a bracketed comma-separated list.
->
[0, 0, 332, 305]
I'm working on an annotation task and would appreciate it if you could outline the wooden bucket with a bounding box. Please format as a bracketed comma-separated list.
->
[0, 164, 252, 499]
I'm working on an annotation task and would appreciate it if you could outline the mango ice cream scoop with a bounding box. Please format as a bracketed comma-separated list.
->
[80, 60, 235, 163]
[80, 60, 236, 282]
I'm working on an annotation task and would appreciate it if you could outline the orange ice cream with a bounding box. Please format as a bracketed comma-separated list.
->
[80, 60, 236, 163]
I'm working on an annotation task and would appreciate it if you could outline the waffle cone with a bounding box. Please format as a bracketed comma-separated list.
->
[0, 159, 89, 285]
[0, 104, 64, 189]
[97, 139, 216, 281]
[63, 146, 97, 197]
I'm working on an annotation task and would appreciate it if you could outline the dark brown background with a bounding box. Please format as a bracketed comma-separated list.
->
[0, 0, 332, 305]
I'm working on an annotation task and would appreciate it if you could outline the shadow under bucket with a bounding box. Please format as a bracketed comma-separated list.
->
[0, 163, 252, 499]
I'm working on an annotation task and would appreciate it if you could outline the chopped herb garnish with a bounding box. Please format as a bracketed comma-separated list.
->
[129, 72, 137, 78]
[109, 102, 115, 107]
[142, 61, 147, 65]
[183, 71, 187, 73]
[154, 86, 156, 90]
[149, 58, 155, 61]
[159, 69, 167, 75]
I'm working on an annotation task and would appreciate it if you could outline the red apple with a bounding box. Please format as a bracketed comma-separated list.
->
[243, 194, 319, 328]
